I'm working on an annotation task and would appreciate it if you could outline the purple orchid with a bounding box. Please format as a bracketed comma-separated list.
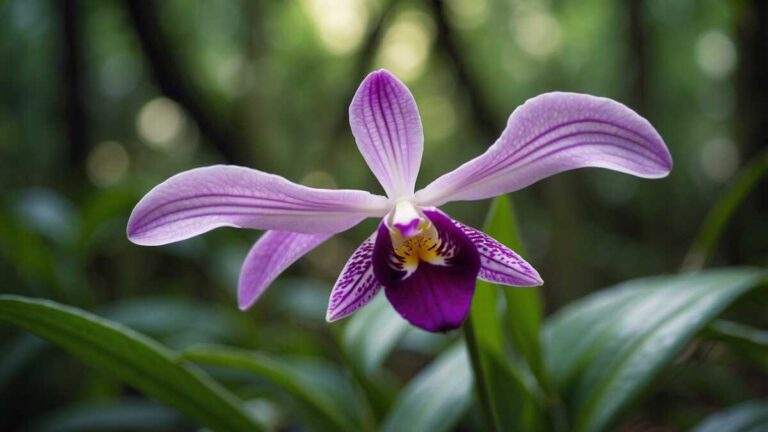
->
[127, 70, 671, 332]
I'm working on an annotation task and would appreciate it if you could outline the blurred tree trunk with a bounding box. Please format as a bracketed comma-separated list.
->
[58, 0, 88, 186]
[428, 0, 499, 142]
[734, 0, 767, 264]
[628, 0, 649, 115]
[124, 0, 248, 165]
[328, 0, 397, 168]
[737, 0, 768, 160]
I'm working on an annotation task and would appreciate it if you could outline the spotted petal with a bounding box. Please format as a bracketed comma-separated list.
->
[453, 220, 542, 287]
[416, 93, 673, 206]
[326, 235, 381, 321]
[373, 209, 481, 332]
[127, 165, 390, 246]
[350, 69, 424, 198]
[239, 231, 332, 310]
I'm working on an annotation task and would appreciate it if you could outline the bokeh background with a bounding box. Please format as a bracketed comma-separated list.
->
[1, 0, 766, 430]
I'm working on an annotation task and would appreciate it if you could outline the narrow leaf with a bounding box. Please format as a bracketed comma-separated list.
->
[0, 295, 264, 432]
[29, 398, 185, 432]
[544, 268, 766, 432]
[464, 195, 546, 431]
[381, 343, 473, 432]
[487, 196, 546, 384]
[343, 294, 409, 374]
[692, 400, 768, 432]
[682, 149, 768, 270]
[182, 345, 360, 432]
[704, 320, 768, 352]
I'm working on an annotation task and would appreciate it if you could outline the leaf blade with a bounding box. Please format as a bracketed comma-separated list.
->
[692, 400, 768, 432]
[381, 343, 473, 432]
[182, 345, 361, 432]
[544, 268, 766, 432]
[0, 295, 264, 432]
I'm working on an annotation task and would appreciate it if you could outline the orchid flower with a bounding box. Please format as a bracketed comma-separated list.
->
[127, 70, 671, 332]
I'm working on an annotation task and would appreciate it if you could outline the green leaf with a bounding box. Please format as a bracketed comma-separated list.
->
[381, 343, 473, 432]
[464, 195, 546, 431]
[488, 196, 546, 384]
[483, 350, 545, 432]
[691, 400, 768, 432]
[28, 398, 185, 432]
[682, 149, 768, 270]
[182, 345, 361, 432]
[0, 295, 265, 432]
[343, 294, 409, 374]
[544, 268, 766, 432]
[704, 320, 768, 352]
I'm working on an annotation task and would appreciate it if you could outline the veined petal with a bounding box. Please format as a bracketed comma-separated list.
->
[326, 234, 381, 321]
[350, 69, 424, 198]
[453, 220, 542, 287]
[239, 231, 332, 310]
[373, 209, 481, 332]
[415, 93, 673, 206]
[127, 165, 390, 246]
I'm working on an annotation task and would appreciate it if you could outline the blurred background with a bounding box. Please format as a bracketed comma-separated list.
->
[0, 0, 766, 430]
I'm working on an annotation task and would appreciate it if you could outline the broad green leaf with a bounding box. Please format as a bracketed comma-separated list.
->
[101, 296, 248, 348]
[682, 149, 768, 270]
[692, 400, 768, 432]
[381, 343, 473, 432]
[182, 345, 361, 432]
[343, 294, 409, 374]
[0, 295, 265, 432]
[544, 268, 766, 432]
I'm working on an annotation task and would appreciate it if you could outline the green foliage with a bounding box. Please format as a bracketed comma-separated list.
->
[182, 345, 363, 432]
[1, 1, 766, 429]
[343, 294, 410, 375]
[544, 268, 766, 432]
[464, 195, 546, 432]
[683, 149, 768, 270]
[27, 399, 185, 432]
[380, 343, 473, 432]
[692, 400, 768, 432]
[0, 295, 265, 432]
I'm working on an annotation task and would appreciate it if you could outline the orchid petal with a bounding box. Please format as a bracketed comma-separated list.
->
[127, 165, 390, 246]
[239, 231, 332, 310]
[415, 93, 673, 206]
[453, 219, 542, 287]
[373, 209, 481, 332]
[350, 69, 424, 198]
[326, 235, 382, 321]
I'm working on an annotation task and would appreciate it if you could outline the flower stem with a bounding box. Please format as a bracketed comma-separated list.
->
[463, 317, 499, 432]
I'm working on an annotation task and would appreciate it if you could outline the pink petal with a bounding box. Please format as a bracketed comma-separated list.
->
[238, 230, 332, 310]
[453, 220, 542, 287]
[326, 235, 381, 321]
[416, 93, 673, 206]
[127, 165, 389, 246]
[350, 70, 424, 198]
